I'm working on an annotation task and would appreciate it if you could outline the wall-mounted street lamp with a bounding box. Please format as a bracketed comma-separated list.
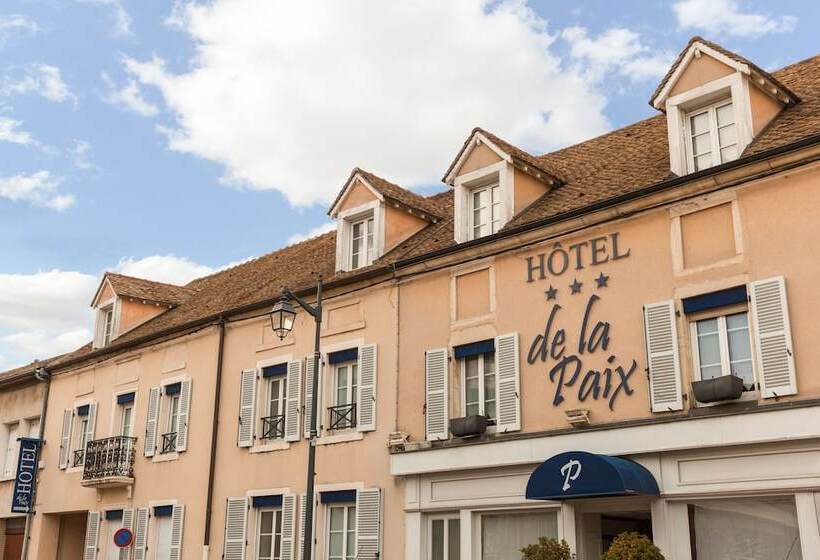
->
[269, 278, 322, 560]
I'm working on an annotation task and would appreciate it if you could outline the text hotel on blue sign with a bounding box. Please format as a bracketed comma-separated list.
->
[11, 437, 42, 514]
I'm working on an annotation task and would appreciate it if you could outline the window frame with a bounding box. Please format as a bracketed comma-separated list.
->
[349, 216, 375, 270]
[335, 200, 384, 273]
[453, 160, 512, 244]
[2, 422, 20, 479]
[467, 180, 502, 240]
[326, 502, 357, 560]
[689, 305, 759, 398]
[119, 402, 134, 437]
[683, 98, 738, 173]
[459, 351, 497, 424]
[254, 507, 284, 560]
[427, 514, 461, 560]
[330, 360, 358, 431]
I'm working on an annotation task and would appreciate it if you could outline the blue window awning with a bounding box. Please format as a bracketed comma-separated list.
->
[320, 490, 356, 504]
[105, 509, 123, 521]
[682, 285, 747, 314]
[453, 339, 495, 360]
[252, 494, 283, 508]
[262, 363, 288, 378]
[76, 404, 89, 417]
[117, 392, 135, 404]
[154, 505, 173, 517]
[525, 451, 659, 501]
[328, 348, 358, 365]
[164, 382, 181, 396]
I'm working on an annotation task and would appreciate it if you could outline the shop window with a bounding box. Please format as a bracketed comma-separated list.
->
[256, 508, 283, 560]
[480, 511, 558, 560]
[429, 516, 460, 560]
[2, 422, 19, 478]
[688, 497, 802, 559]
[330, 360, 358, 430]
[327, 503, 356, 560]
[691, 311, 755, 391]
[461, 351, 496, 422]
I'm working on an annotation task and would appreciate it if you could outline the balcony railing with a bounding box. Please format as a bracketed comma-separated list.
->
[328, 403, 357, 430]
[160, 432, 177, 455]
[261, 415, 285, 440]
[81, 436, 136, 488]
[72, 448, 85, 468]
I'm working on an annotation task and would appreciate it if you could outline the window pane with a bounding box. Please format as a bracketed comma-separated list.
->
[260, 511, 273, 533]
[481, 512, 558, 560]
[726, 312, 748, 330]
[692, 132, 711, 156]
[330, 507, 344, 530]
[690, 498, 802, 560]
[697, 318, 719, 335]
[258, 535, 272, 558]
[431, 520, 444, 560]
[727, 325, 751, 362]
[465, 377, 479, 407]
[329, 533, 343, 556]
[720, 145, 738, 163]
[718, 124, 736, 147]
[448, 518, 461, 560]
[730, 360, 754, 387]
[690, 112, 709, 134]
[715, 103, 734, 126]
[700, 365, 723, 380]
[694, 153, 712, 171]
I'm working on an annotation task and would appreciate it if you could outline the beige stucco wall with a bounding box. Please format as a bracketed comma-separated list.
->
[513, 168, 549, 214]
[460, 143, 502, 175]
[750, 84, 784, 134]
[117, 298, 166, 336]
[29, 331, 219, 559]
[669, 54, 735, 97]
[397, 162, 820, 441]
[384, 205, 428, 252]
[338, 179, 377, 212]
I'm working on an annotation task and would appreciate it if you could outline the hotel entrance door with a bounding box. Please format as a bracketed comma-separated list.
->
[575, 498, 655, 559]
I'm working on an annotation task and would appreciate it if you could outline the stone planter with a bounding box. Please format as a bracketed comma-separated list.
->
[449, 415, 488, 437]
[692, 375, 745, 403]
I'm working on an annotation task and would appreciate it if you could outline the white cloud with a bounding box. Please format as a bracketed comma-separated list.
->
[102, 73, 159, 117]
[124, 0, 612, 207]
[673, 0, 796, 37]
[75, 0, 132, 36]
[0, 14, 38, 41]
[1, 64, 76, 105]
[0, 116, 34, 145]
[113, 255, 215, 285]
[71, 139, 98, 171]
[287, 222, 336, 245]
[0, 171, 75, 211]
[561, 27, 674, 82]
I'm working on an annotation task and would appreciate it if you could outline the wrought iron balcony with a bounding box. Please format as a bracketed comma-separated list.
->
[261, 414, 285, 440]
[81, 436, 136, 488]
[160, 432, 178, 455]
[328, 403, 357, 430]
[72, 448, 85, 468]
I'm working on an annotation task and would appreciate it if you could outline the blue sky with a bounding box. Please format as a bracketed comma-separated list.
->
[0, 0, 817, 369]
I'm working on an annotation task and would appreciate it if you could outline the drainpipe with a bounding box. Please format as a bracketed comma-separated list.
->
[21, 366, 51, 560]
[203, 318, 226, 560]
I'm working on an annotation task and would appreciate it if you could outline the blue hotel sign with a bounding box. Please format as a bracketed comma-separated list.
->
[11, 437, 42, 514]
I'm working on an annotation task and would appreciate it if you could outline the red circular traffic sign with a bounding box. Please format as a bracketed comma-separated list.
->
[113, 528, 133, 548]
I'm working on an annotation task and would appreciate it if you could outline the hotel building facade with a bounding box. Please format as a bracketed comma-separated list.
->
[1, 37, 820, 559]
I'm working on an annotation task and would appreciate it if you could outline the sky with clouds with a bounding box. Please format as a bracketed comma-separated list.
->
[0, 0, 817, 370]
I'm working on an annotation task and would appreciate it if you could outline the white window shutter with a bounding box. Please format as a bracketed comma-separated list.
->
[169, 504, 185, 560]
[118, 509, 134, 560]
[281, 493, 297, 560]
[175, 379, 192, 451]
[356, 344, 377, 432]
[298, 493, 306, 560]
[132, 508, 149, 560]
[285, 361, 302, 442]
[238, 369, 257, 447]
[750, 276, 797, 398]
[644, 300, 683, 412]
[58, 408, 73, 469]
[83, 511, 100, 560]
[144, 387, 161, 457]
[85, 402, 97, 444]
[303, 356, 322, 438]
[223, 497, 248, 560]
[355, 488, 381, 560]
[425, 348, 449, 441]
[494, 333, 521, 432]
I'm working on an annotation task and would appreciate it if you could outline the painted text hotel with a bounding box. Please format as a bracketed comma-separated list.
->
[1, 37, 820, 559]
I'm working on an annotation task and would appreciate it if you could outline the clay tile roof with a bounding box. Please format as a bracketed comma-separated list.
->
[103, 272, 196, 306]
[442, 127, 565, 185]
[650, 36, 800, 108]
[329, 168, 444, 220]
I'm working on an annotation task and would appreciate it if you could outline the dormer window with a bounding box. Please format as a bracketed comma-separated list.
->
[686, 99, 738, 172]
[93, 301, 119, 349]
[469, 180, 502, 239]
[350, 216, 375, 269]
[100, 305, 115, 346]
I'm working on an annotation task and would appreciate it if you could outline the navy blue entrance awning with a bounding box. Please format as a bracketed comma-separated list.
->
[525, 451, 659, 500]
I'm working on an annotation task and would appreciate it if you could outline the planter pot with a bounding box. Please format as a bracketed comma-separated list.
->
[692, 375, 745, 403]
[449, 415, 488, 437]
